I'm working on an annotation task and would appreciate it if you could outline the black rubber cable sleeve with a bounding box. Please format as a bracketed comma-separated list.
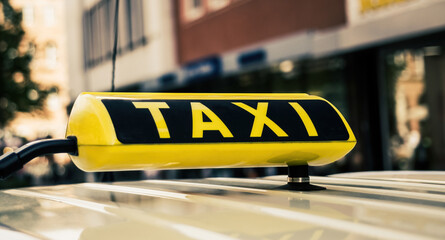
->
[0, 137, 77, 179]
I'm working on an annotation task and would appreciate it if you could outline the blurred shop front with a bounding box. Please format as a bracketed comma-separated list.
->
[158, 0, 445, 173]
[172, 55, 353, 175]
[196, 34, 445, 173]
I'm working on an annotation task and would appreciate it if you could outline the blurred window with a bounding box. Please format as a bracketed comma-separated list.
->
[183, 0, 205, 22]
[105, 0, 115, 58]
[385, 49, 430, 170]
[83, 0, 146, 69]
[45, 42, 57, 69]
[98, 2, 107, 60]
[117, 0, 130, 52]
[43, 5, 55, 27]
[82, 11, 93, 67]
[193, 0, 203, 8]
[22, 6, 34, 26]
[91, 5, 100, 63]
[129, 0, 146, 47]
[208, 0, 230, 11]
[27, 42, 36, 56]
[0, 3, 4, 25]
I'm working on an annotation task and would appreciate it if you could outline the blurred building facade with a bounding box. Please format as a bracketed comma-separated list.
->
[66, 0, 177, 97]
[1, 0, 72, 186]
[8, 0, 69, 140]
[69, 0, 445, 173]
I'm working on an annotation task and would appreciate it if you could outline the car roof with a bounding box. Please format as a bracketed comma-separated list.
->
[0, 171, 444, 240]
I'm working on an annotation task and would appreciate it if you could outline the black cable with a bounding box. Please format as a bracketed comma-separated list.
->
[111, 0, 120, 92]
[0, 137, 77, 179]
[0, 0, 120, 181]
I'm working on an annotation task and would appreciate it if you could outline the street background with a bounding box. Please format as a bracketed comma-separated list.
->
[1, 0, 445, 188]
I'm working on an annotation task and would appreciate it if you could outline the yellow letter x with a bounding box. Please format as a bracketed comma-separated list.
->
[232, 102, 288, 137]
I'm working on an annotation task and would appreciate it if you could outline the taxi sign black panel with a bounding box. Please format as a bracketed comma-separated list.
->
[102, 99, 349, 144]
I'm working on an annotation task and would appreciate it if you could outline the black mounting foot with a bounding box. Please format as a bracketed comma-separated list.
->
[277, 165, 326, 191]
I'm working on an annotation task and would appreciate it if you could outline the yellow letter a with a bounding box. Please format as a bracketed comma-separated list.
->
[191, 102, 233, 138]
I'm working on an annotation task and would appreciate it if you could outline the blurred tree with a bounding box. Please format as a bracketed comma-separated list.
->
[0, 0, 52, 128]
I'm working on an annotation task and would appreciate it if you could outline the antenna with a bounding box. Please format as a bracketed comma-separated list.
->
[100, 0, 120, 182]
[111, 0, 120, 92]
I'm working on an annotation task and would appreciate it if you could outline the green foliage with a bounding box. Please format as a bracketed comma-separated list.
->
[0, 0, 51, 128]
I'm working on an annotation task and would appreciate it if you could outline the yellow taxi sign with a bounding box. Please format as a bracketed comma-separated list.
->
[66, 93, 356, 172]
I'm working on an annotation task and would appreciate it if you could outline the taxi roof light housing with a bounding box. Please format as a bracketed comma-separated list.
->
[0, 92, 356, 190]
